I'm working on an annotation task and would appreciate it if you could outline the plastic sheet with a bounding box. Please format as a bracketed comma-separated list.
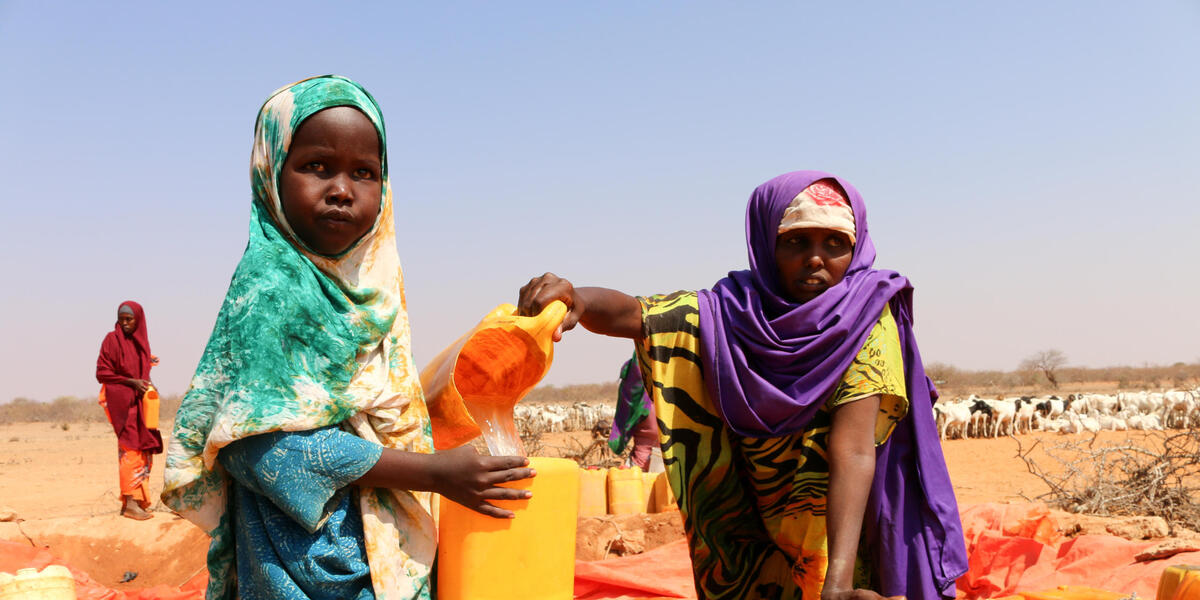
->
[0, 542, 203, 600]
[958, 503, 1200, 599]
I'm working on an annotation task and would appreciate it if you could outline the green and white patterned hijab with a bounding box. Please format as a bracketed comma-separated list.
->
[163, 75, 435, 599]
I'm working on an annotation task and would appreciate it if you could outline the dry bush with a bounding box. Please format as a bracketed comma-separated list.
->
[1016, 430, 1200, 533]
[0, 396, 105, 425]
[518, 417, 547, 457]
[523, 383, 617, 406]
[555, 423, 622, 468]
[555, 436, 621, 468]
[0, 393, 183, 426]
[158, 393, 183, 421]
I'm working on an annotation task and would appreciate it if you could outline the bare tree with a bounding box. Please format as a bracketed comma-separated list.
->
[924, 362, 960, 386]
[1019, 349, 1068, 389]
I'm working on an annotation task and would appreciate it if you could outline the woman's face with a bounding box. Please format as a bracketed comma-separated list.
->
[117, 312, 137, 334]
[774, 227, 853, 303]
[279, 106, 382, 256]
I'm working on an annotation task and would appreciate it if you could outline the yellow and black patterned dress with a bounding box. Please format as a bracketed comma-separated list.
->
[636, 291, 908, 599]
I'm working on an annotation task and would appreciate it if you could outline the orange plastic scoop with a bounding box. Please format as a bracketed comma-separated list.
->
[421, 301, 567, 455]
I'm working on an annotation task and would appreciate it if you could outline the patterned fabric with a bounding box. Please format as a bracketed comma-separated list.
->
[117, 447, 153, 507]
[162, 76, 435, 600]
[777, 181, 856, 245]
[635, 291, 907, 599]
[608, 354, 653, 454]
[219, 428, 386, 600]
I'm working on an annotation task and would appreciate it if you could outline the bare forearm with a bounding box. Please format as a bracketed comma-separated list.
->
[355, 445, 535, 519]
[574, 287, 642, 339]
[823, 396, 880, 593]
[354, 448, 437, 491]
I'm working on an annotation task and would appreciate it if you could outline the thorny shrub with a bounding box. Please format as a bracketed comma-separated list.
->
[1016, 429, 1200, 533]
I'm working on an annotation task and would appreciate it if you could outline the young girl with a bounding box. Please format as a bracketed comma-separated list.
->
[96, 300, 161, 520]
[518, 171, 968, 599]
[163, 76, 533, 600]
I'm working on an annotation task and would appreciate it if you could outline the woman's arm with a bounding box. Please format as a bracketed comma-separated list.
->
[823, 394, 902, 600]
[355, 445, 536, 519]
[517, 273, 641, 340]
[95, 337, 151, 392]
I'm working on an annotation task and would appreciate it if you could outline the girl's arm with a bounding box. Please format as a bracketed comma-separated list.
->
[823, 394, 903, 600]
[355, 445, 535, 519]
[517, 273, 642, 340]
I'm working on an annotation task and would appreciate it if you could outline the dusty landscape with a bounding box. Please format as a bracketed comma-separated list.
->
[1, 419, 1196, 594]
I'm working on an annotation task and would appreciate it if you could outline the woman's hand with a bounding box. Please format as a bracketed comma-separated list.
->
[124, 378, 151, 394]
[431, 445, 536, 519]
[518, 273, 583, 341]
[821, 589, 905, 600]
[517, 273, 642, 340]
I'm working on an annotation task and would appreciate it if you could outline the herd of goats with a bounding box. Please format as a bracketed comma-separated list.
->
[511, 388, 1200, 442]
[931, 389, 1200, 440]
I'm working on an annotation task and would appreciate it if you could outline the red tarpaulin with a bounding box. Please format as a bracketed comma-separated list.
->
[7, 503, 1198, 599]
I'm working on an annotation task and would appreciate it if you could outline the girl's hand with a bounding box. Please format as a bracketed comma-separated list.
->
[821, 590, 905, 600]
[433, 445, 536, 519]
[518, 273, 583, 341]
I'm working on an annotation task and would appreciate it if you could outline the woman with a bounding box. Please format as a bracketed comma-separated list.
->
[518, 171, 967, 599]
[96, 300, 162, 520]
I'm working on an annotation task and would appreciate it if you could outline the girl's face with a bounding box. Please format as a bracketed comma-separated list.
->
[280, 106, 382, 255]
[774, 227, 853, 303]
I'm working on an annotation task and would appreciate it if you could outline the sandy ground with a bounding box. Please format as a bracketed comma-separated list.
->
[0, 421, 1189, 588]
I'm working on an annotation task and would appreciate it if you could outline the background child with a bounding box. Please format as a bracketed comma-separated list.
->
[163, 75, 532, 600]
[517, 171, 967, 599]
[95, 300, 161, 520]
[608, 353, 660, 471]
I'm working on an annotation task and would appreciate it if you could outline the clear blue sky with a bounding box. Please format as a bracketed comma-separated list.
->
[2, 2, 1198, 401]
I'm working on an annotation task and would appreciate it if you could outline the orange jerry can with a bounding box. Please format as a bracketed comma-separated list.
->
[420, 301, 567, 455]
[437, 456, 579, 600]
[607, 466, 644, 515]
[1160, 565, 1200, 600]
[142, 386, 160, 430]
[578, 466, 607, 517]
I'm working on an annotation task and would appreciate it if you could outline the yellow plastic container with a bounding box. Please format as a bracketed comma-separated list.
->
[1019, 586, 1127, 600]
[578, 466, 607, 517]
[1160, 565, 1200, 600]
[607, 466, 645, 515]
[437, 456, 579, 600]
[0, 565, 76, 600]
[640, 470, 658, 513]
[421, 302, 568, 455]
[1175, 572, 1200, 600]
[650, 471, 678, 513]
[142, 386, 160, 430]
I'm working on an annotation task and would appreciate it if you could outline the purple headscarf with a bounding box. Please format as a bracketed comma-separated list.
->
[696, 170, 967, 598]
